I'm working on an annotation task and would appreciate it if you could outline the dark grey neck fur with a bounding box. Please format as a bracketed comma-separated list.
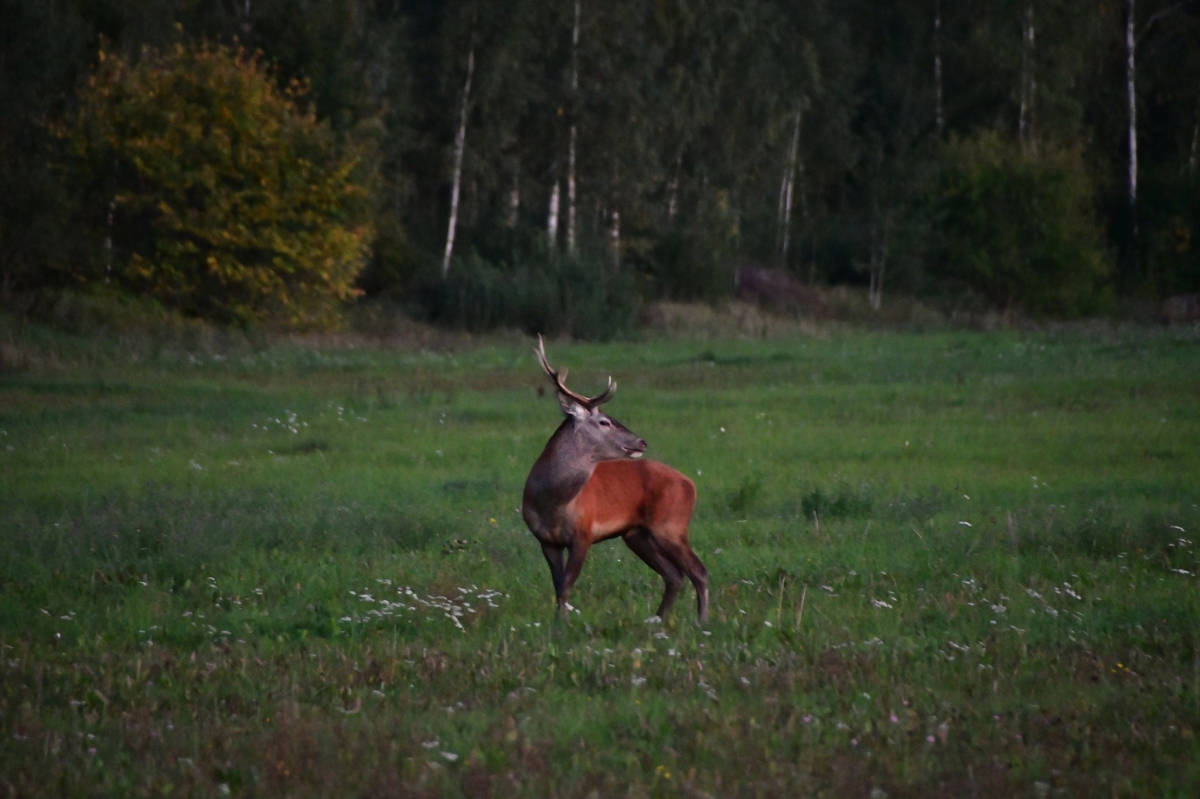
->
[522, 419, 597, 532]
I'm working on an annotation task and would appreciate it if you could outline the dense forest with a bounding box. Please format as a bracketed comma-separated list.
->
[2, 0, 1199, 333]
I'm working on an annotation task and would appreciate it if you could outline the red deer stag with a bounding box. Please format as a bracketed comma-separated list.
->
[522, 337, 709, 622]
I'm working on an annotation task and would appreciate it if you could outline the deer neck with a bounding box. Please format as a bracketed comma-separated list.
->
[524, 419, 600, 524]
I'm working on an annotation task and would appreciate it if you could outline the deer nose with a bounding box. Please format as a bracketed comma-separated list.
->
[622, 438, 647, 456]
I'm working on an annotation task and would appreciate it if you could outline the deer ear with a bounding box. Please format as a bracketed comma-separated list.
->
[557, 392, 589, 420]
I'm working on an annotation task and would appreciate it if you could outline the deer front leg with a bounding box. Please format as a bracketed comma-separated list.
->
[556, 542, 590, 618]
[540, 542, 566, 607]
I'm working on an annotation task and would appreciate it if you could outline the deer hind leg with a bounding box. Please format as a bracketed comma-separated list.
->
[622, 528, 683, 618]
[683, 546, 710, 623]
[655, 537, 710, 624]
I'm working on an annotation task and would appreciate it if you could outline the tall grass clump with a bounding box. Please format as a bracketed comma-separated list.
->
[418, 251, 639, 340]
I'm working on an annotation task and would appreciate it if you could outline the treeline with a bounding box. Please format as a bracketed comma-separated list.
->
[2, 0, 1199, 333]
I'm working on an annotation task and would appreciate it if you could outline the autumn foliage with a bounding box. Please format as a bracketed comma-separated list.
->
[62, 42, 372, 328]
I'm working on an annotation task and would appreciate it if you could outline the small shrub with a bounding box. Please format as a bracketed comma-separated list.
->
[727, 476, 764, 517]
[1140, 168, 1200, 297]
[418, 251, 639, 341]
[799, 484, 872, 520]
[645, 229, 733, 302]
[1021, 504, 1184, 560]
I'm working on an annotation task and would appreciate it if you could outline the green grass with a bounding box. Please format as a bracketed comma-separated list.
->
[2, 325, 1200, 796]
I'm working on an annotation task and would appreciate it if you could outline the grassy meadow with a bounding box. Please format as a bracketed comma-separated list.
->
[2, 322, 1200, 797]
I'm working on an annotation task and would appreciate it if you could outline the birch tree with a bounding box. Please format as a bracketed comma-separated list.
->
[547, 176, 561, 246]
[609, 207, 621, 269]
[777, 108, 803, 266]
[1019, 3, 1036, 154]
[667, 150, 682, 225]
[506, 154, 521, 227]
[868, 207, 891, 312]
[567, 0, 582, 255]
[1127, 0, 1138, 212]
[934, 0, 944, 135]
[1125, 0, 1193, 221]
[441, 47, 474, 278]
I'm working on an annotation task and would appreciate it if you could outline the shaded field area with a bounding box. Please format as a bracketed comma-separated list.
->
[2, 327, 1200, 796]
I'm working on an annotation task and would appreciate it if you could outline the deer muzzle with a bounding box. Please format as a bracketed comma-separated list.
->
[623, 439, 647, 459]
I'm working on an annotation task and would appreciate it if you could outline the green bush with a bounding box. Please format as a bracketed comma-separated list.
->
[1140, 168, 1200, 297]
[799, 484, 873, 521]
[929, 132, 1111, 316]
[418, 252, 639, 341]
[59, 42, 373, 328]
[644, 227, 734, 303]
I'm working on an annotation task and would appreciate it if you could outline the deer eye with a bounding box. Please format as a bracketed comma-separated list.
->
[598, 418, 611, 427]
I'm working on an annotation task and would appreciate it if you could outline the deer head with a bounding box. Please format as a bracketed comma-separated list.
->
[535, 335, 646, 462]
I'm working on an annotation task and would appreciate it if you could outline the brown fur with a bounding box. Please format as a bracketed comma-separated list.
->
[569, 460, 695, 544]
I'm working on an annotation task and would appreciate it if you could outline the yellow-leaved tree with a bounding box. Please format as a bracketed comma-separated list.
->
[61, 42, 372, 328]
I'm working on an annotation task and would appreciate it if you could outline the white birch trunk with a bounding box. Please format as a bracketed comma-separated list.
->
[934, 0, 944, 134]
[780, 111, 802, 265]
[1027, 7, 1036, 154]
[567, 0, 581, 254]
[868, 211, 891, 312]
[1126, 0, 1138, 209]
[507, 156, 520, 228]
[104, 197, 115, 282]
[1129, 1, 1190, 183]
[441, 47, 474, 279]
[609, 208, 620, 269]
[1018, 4, 1035, 153]
[775, 175, 788, 254]
[667, 151, 681, 225]
[781, 178, 796, 264]
[567, 127, 578, 254]
[508, 185, 520, 227]
[1018, 22, 1027, 145]
[548, 180, 560, 247]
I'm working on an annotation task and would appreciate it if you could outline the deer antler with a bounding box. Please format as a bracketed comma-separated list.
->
[535, 335, 616, 408]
